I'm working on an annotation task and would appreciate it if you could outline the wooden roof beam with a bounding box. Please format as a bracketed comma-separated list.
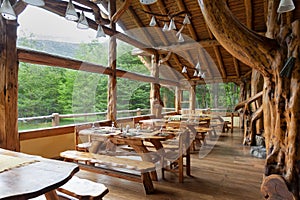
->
[206, 25, 227, 79]
[17, 48, 179, 86]
[111, 0, 133, 23]
[244, 0, 253, 29]
[233, 57, 240, 78]
[155, 39, 220, 52]
[123, 2, 154, 45]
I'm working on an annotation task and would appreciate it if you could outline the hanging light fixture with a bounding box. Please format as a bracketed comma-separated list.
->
[168, 18, 176, 31]
[22, 0, 45, 7]
[162, 23, 168, 32]
[140, 0, 157, 5]
[65, 0, 78, 21]
[195, 61, 201, 70]
[0, 0, 16, 20]
[96, 25, 106, 38]
[178, 33, 184, 42]
[193, 70, 198, 77]
[182, 66, 187, 73]
[149, 16, 157, 26]
[183, 14, 191, 25]
[77, 11, 89, 29]
[277, 0, 295, 13]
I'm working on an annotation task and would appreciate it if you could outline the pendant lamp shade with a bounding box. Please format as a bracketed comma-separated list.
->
[22, 0, 45, 7]
[168, 18, 176, 31]
[178, 33, 184, 42]
[0, 0, 16, 20]
[149, 16, 156, 26]
[183, 14, 191, 25]
[277, 0, 295, 13]
[65, 0, 78, 21]
[182, 66, 187, 73]
[96, 25, 106, 38]
[77, 11, 89, 29]
[162, 23, 168, 32]
[193, 70, 198, 77]
[195, 61, 201, 70]
[140, 0, 157, 5]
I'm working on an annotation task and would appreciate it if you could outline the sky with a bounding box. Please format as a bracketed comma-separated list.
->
[18, 5, 108, 43]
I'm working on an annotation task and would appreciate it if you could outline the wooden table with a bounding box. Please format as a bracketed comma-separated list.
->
[139, 118, 166, 129]
[0, 148, 79, 200]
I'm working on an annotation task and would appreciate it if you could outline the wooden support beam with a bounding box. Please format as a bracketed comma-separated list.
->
[111, 0, 133, 23]
[233, 57, 240, 78]
[17, 48, 179, 86]
[107, 0, 117, 123]
[189, 83, 196, 112]
[123, 2, 154, 45]
[175, 86, 181, 113]
[213, 46, 227, 79]
[0, 20, 19, 151]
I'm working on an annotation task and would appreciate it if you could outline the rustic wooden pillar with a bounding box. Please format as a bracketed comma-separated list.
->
[213, 83, 218, 108]
[150, 55, 162, 118]
[175, 86, 181, 114]
[189, 82, 196, 114]
[0, 18, 19, 151]
[107, 0, 117, 124]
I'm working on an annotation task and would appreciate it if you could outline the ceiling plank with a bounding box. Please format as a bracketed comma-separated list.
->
[206, 25, 227, 79]
[233, 57, 240, 78]
[244, 0, 253, 29]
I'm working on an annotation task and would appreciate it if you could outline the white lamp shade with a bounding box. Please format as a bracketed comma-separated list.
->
[149, 16, 156, 26]
[0, 0, 16, 20]
[178, 33, 184, 42]
[140, 0, 157, 5]
[183, 14, 191, 25]
[96, 25, 106, 38]
[65, 0, 78, 21]
[195, 61, 201, 70]
[77, 11, 89, 29]
[193, 70, 198, 77]
[182, 66, 187, 73]
[162, 23, 168, 32]
[22, 0, 45, 7]
[277, 0, 295, 13]
[168, 18, 176, 31]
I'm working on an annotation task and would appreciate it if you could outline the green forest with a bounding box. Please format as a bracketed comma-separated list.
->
[17, 38, 239, 129]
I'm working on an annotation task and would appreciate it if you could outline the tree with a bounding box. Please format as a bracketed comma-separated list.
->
[198, 0, 299, 198]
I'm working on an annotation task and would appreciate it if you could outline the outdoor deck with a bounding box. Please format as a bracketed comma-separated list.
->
[73, 128, 265, 200]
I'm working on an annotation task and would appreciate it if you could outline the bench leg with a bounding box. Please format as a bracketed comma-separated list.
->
[45, 190, 59, 200]
[141, 172, 155, 194]
[150, 171, 158, 181]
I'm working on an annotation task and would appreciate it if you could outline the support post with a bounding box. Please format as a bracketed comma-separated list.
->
[175, 86, 181, 114]
[107, 0, 117, 124]
[189, 82, 196, 114]
[150, 55, 162, 118]
[0, 19, 19, 151]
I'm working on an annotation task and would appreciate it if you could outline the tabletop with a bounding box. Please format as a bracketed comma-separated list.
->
[0, 148, 79, 200]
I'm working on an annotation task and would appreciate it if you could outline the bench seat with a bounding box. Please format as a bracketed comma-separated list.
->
[60, 150, 156, 194]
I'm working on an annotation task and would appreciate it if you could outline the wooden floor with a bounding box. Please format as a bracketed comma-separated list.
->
[75, 128, 265, 200]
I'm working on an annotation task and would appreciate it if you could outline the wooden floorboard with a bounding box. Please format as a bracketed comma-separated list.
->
[74, 128, 265, 200]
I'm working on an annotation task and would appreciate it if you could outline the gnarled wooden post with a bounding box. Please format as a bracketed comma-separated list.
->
[199, 0, 300, 198]
[0, 18, 19, 151]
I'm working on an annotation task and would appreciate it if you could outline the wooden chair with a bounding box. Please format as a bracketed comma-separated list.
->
[74, 124, 93, 152]
[161, 129, 191, 183]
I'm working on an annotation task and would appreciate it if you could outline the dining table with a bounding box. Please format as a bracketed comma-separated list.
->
[0, 148, 79, 200]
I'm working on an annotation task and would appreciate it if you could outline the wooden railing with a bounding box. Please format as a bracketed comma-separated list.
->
[18, 108, 176, 127]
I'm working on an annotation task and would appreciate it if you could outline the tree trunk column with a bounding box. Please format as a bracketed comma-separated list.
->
[150, 55, 162, 118]
[107, 1, 117, 124]
[189, 82, 196, 114]
[175, 86, 181, 114]
[0, 19, 19, 151]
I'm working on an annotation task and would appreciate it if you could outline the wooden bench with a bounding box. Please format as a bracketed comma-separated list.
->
[60, 150, 156, 194]
[31, 176, 109, 200]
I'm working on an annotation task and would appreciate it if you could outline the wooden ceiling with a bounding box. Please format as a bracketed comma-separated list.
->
[112, 0, 268, 84]
[21, 0, 299, 85]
